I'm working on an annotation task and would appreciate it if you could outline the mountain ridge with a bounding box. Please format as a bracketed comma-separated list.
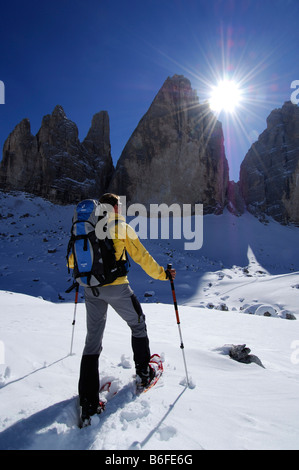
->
[0, 75, 298, 225]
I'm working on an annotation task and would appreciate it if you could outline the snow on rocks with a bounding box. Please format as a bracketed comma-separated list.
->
[241, 303, 297, 320]
[279, 310, 297, 320]
[255, 305, 277, 317]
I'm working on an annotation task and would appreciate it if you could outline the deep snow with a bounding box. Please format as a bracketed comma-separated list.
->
[0, 190, 299, 450]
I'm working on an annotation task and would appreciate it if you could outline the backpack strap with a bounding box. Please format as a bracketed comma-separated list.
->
[104, 218, 130, 278]
[65, 281, 79, 294]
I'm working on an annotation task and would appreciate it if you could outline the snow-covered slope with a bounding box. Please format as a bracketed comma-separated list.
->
[1, 190, 298, 313]
[0, 291, 299, 450]
[0, 191, 299, 450]
[0, 292, 299, 450]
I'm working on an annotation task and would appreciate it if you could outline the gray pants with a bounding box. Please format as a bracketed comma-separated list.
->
[83, 283, 148, 356]
[79, 283, 151, 405]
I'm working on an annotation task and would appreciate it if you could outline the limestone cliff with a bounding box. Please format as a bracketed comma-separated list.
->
[0, 106, 113, 204]
[109, 75, 229, 213]
[240, 101, 299, 224]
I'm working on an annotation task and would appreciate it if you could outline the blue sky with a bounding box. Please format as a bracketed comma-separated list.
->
[0, 0, 298, 181]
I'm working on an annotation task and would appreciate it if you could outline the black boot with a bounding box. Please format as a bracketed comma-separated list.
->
[78, 354, 100, 409]
[132, 336, 153, 386]
[136, 363, 155, 387]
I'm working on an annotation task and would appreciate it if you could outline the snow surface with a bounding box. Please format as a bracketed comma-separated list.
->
[0, 190, 299, 450]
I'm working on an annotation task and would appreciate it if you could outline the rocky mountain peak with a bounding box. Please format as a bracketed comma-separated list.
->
[1, 76, 298, 226]
[240, 101, 299, 224]
[0, 106, 113, 204]
[266, 101, 299, 133]
[154, 74, 198, 107]
[83, 110, 111, 156]
[37, 105, 80, 157]
[109, 74, 229, 213]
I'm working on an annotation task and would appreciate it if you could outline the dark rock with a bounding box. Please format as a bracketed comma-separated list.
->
[109, 75, 229, 213]
[240, 101, 299, 224]
[0, 106, 114, 204]
[227, 180, 245, 216]
[229, 344, 265, 368]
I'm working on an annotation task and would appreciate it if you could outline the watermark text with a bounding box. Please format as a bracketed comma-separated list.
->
[0, 81, 4, 104]
[95, 198, 203, 251]
[290, 80, 299, 105]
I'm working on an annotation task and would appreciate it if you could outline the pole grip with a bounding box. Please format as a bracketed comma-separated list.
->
[167, 263, 173, 281]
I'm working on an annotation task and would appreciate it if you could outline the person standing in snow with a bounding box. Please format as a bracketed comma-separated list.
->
[78, 193, 176, 418]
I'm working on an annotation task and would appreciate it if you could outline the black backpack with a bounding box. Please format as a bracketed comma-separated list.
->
[66, 199, 129, 289]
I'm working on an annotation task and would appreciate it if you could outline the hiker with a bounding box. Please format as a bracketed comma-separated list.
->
[78, 193, 176, 417]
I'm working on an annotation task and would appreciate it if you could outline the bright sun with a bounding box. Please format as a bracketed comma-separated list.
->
[209, 79, 242, 114]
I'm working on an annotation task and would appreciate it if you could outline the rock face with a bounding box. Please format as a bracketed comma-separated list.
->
[240, 101, 299, 224]
[109, 75, 229, 213]
[2, 78, 298, 226]
[227, 180, 245, 216]
[0, 106, 113, 204]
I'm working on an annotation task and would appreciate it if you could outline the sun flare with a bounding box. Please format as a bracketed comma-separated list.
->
[209, 79, 242, 114]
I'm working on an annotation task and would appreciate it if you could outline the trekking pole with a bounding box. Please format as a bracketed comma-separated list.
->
[167, 263, 190, 387]
[70, 283, 79, 356]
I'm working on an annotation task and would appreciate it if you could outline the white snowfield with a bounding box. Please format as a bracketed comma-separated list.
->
[0, 191, 299, 450]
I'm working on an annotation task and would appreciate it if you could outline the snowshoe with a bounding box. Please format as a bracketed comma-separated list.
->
[136, 354, 163, 393]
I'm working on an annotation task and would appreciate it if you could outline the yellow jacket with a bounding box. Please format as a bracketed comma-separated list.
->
[68, 212, 168, 285]
[99, 213, 167, 285]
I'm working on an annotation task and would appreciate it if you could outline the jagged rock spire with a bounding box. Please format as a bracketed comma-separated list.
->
[0, 106, 114, 204]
